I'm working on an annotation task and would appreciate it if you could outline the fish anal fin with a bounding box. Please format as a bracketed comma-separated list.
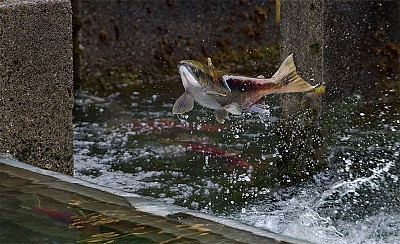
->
[249, 103, 270, 114]
[172, 92, 194, 114]
[223, 103, 241, 115]
[214, 109, 229, 124]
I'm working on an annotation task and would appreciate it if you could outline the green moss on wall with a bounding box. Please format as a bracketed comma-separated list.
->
[80, 66, 143, 91]
[308, 42, 320, 55]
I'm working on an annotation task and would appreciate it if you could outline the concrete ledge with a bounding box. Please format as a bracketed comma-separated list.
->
[0, 0, 74, 174]
[0, 155, 311, 243]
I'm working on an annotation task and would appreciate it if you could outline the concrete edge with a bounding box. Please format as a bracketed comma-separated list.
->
[0, 154, 310, 244]
[0, 0, 68, 7]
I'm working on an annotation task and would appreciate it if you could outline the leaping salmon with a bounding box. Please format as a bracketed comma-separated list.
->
[172, 54, 316, 124]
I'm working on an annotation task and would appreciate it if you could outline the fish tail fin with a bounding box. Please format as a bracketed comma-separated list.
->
[272, 54, 316, 93]
[20, 194, 41, 210]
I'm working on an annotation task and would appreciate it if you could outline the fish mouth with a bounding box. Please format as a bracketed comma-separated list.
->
[178, 63, 202, 89]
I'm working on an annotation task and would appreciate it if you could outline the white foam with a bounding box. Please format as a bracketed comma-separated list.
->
[231, 158, 400, 244]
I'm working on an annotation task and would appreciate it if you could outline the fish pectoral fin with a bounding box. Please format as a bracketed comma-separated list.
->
[223, 103, 241, 115]
[172, 92, 194, 114]
[214, 109, 229, 124]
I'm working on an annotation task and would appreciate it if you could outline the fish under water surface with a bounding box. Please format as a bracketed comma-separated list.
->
[172, 54, 317, 123]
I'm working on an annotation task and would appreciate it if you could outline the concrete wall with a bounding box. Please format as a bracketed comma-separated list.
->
[281, 0, 400, 102]
[72, 0, 279, 89]
[0, 0, 74, 175]
[277, 0, 399, 183]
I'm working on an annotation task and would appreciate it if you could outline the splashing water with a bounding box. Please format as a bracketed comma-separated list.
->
[74, 82, 399, 243]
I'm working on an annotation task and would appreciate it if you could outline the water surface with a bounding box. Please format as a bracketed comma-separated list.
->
[74, 79, 399, 243]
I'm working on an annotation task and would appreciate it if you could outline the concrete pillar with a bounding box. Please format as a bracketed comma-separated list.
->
[0, 0, 74, 175]
[281, 0, 400, 104]
[277, 0, 400, 183]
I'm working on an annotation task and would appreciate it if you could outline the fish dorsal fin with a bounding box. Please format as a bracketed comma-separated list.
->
[214, 109, 229, 124]
[223, 103, 241, 115]
[207, 57, 214, 67]
[172, 92, 194, 114]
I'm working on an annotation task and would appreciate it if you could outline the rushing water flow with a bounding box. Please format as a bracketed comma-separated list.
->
[74, 80, 399, 243]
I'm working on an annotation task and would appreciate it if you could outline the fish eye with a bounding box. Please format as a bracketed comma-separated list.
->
[193, 68, 201, 76]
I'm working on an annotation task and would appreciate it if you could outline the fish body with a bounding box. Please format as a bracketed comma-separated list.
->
[131, 118, 224, 133]
[21, 194, 75, 224]
[31, 206, 75, 224]
[173, 54, 316, 123]
[178, 141, 249, 168]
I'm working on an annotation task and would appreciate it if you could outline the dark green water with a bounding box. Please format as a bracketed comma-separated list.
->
[1, 163, 279, 244]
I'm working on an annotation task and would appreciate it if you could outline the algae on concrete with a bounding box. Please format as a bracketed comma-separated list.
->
[72, 0, 279, 90]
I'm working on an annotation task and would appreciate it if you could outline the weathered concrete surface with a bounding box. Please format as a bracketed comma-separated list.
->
[0, 0, 74, 175]
[72, 0, 279, 89]
[276, 0, 325, 184]
[277, 0, 399, 183]
[280, 0, 400, 104]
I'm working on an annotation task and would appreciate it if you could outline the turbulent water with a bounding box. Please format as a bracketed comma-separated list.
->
[74, 81, 399, 243]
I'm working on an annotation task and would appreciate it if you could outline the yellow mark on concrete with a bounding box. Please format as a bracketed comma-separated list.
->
[306, 84, 326, 97]
[276, 0, 281, 24]
[314, 85, 326, 94]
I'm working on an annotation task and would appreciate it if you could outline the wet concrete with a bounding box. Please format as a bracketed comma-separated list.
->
[0, 154, 310, 243]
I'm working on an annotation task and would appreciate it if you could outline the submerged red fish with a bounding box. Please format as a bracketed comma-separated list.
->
[21, 195, 76, 224]
[173, 54, 316, 123]
[21, 194, 100, 235]
[131, 118, 225, 133]
[179, 142, 249, 168]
